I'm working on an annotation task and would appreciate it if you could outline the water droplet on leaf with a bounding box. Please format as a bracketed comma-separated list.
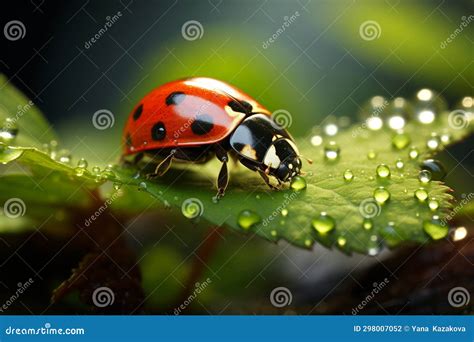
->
[376, 164, 391, 179]
[290, 176, 307, 190]
[373, 186, 390, 204]
[311, 212, 335, 234]
[423, 216, 448, 240]
[237, 210, 261, 230]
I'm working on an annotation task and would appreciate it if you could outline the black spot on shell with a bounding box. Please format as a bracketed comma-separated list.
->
[125, 133, 132, 147]
[151, 122, 166, 141]
[166, 92, 186, 105]
[191, 114, 214, 135]
[133, 104, 143, 121]
[228, 100, 253, 113]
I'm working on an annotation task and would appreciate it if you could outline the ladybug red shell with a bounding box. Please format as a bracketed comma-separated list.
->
[122, 77, 304, 198]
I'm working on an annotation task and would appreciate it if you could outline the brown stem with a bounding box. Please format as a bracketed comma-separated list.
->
[173, 226, 223, 310]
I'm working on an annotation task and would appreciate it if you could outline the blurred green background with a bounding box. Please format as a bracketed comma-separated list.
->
[1, 0, 472, 314]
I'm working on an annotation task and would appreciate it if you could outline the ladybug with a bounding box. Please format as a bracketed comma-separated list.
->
[122, 77, 306, 198]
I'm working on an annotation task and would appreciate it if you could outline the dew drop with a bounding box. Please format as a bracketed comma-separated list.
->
[384, 97, 412, 130]
[281, 208, 289, 217]
[423, 215, 448, 240]
[237, 210, 261, 230]
[420, 159, 446, 181]
[343, 169, 354, 182]
[408, 147, 419, 160]
[414, 188, 428, 202]
[451, 226, 467, 242]
[428, 198, 439, 211]
[74, 167, 85, 177]
[426, 133, 440, 151]
[359, 96, 388, 131]
[337, 236, 347, 247]
[373, 186, 390, 204]
[414, 88, 447, 124]
[311, 212, 335, 234]
[324, 123, 338, 136]
[290, 176, 307, 190]
[362, 218, 373, 230]
[367, 150, 377, 160]
[395, 158, 404, 170]
[0, 118, 19, 144]
[392, 132, 411, 150]
[440, 133, 451, 145]
[380, 222, 401, 247]
[418, 170, 432, 184]
[304, 239, 313, 247]
[376, 164, 391, 179]
[324, 141, 340, 161]
[310, 135, 323, 146]
[113, 182, 122, 190]
[92, 166, 101, 175]
[367, 234, 382, 256]
[57, 150, 71, 164]
[138, 182, 147, 191]
[271, 230, 277, 237]
[77, 158, 88, 169]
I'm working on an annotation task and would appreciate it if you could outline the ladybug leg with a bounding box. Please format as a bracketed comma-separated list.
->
[258, 170, 279, 190]
[147, 149, 176, 179]
[215, 146, 229, 199]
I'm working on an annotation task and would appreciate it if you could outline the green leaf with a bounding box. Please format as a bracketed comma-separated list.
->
[0, 75, 57, 147]
[112, 112, 472, 254]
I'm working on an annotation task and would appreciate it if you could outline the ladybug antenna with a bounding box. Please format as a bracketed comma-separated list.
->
[300, 155, 313, 164]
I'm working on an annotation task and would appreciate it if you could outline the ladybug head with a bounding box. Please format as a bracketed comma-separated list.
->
[263, 138, 302, 182]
